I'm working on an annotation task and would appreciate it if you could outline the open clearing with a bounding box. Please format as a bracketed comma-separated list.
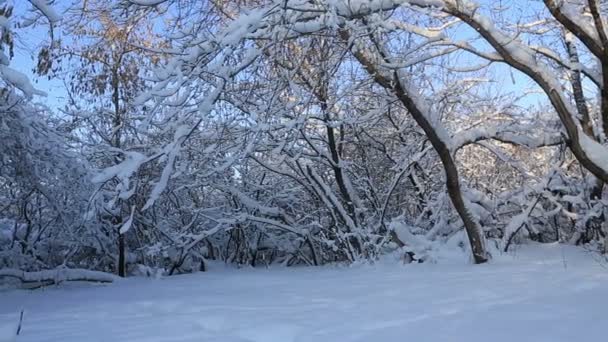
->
[1, 244, 607, 342]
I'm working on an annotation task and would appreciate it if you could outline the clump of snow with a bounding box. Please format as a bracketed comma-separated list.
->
[92, 151, 147, 184]
[0, 66, 46, 98]
[119, 207, 135, 234]
[578, 129, 608, 174]
[29, 0, 61, 23]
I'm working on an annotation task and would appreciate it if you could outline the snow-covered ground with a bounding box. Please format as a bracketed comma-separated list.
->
[1, 243, 607, 342]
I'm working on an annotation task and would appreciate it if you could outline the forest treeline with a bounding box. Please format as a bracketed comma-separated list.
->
[1, 0, 608, 280]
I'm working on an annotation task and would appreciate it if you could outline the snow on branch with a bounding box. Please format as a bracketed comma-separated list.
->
[0, 65, 46, 98]
[503, 197, 542, 252]
[28, 0, 61, 23]
[0, 268, 119, 285]
[452, 125, 564, 151]
[578, 128, 608, 174]
[543, 0, 603, 58]
[128, 0, 167, 6]
[228, 187, 281, 217]
[92, 150, 147, 184]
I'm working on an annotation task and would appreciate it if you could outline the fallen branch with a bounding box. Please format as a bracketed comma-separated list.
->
[0, 268, 119, 285]
[16, 310, 23, 336]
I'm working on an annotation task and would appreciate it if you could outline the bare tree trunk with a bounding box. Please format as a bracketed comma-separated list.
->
[118, 232, 126, 277]
[563, 31, 605, 206]
[564, 33, 593, 136]
[392, 81, 488, 264]
[343, 30, 488, 264]
[111, 66, 127, 277]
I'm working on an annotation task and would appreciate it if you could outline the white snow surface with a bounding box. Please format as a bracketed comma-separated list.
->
[1, 243, 607, 341]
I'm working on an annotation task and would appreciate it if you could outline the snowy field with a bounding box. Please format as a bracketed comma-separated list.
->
[1, 243, 607, 342]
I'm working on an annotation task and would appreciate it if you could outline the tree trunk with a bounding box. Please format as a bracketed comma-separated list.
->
[343, 30, 488, 264]
[118, 231, 126, 277]
[392, 81, 488, 264]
